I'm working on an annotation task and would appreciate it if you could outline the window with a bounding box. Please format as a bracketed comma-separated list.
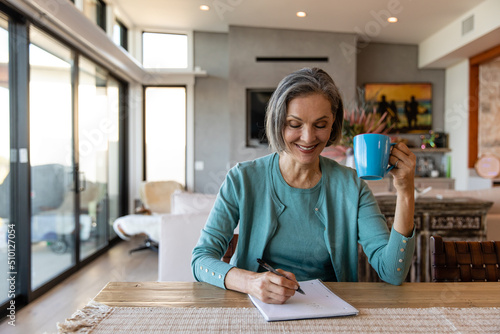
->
[144, 87, 186, 184]
[95, 0, 106, 31]
[83, 0, 107, 31]
[113, 19, 128, 50]
[142, 32, 188, 69]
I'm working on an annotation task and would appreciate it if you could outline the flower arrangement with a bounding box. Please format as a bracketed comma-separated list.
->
[340, 108, 394, 148]
[321, 108, 394, 163]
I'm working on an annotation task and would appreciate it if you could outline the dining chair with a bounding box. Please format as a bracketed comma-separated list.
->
[115, 180, 184, 254]
[430, 235, 500, 282]
[222, 234, 238, 264]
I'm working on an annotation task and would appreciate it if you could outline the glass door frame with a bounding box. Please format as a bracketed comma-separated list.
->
[7, 6, 31, 313]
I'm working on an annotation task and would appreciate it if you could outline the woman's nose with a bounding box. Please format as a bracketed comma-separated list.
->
[301, 126, 315, 143]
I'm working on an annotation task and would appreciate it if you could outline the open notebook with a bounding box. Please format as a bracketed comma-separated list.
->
[249, 279, 359, 322]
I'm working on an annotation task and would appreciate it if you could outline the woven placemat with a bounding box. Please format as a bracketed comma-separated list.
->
[57, 301, 500, 334]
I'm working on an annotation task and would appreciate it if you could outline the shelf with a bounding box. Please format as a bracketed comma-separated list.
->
[409, 148, 451, 153]
[415, 177, 455, 190]
[415, 177, 452, 180]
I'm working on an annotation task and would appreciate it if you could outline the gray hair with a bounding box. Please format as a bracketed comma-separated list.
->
[265, 67, 344, 153]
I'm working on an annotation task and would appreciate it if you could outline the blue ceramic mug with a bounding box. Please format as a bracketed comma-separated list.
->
[353, 133, 395, 180]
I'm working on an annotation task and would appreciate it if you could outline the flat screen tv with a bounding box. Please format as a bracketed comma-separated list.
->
[246, 89, 274, 146]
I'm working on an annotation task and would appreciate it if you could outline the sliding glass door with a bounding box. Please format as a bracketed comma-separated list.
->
[78, 57, 123, 259]
[29, 27, 75, 289]
[0, 7, 128, 317]
[0, 14, 10, 306]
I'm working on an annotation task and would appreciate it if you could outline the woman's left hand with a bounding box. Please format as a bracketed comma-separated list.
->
[389, 142, 417, 237]
[388, 142, 416, 195]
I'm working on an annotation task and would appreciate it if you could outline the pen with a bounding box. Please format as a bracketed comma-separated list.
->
[257, 258, 305, 295]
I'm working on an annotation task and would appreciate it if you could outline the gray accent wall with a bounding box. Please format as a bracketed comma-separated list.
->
[193, 28, 446, 194]
[228, 26, 358, 168]
[193, 32, 230, 193]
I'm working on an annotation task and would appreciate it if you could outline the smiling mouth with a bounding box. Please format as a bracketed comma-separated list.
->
[296, 144, 317, 152]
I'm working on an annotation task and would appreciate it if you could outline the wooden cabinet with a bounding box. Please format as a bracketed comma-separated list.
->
[358, 196, 493, 282]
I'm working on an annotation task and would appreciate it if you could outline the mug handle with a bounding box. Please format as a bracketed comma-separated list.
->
[386, 143, 397, 172]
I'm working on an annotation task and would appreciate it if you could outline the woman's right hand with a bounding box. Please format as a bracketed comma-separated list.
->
[225, 267, 299, 304]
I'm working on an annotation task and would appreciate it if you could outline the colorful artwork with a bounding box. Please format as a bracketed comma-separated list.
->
[364, 83, 432, 134]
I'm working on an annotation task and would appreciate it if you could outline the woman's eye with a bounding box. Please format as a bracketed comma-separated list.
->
[316, 123, 327, 129]
[289, 122, 301, 128]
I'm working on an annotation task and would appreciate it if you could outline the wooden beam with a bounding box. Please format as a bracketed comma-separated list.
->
[468, 44, 500, 168]
[468, 63, 479, 168]
[470, 44, 500, 66]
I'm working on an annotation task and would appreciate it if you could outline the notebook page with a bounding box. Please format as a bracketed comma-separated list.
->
[249, 279, 359, 322]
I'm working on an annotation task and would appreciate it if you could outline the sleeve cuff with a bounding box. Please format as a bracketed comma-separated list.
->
[194, 258, 235, 289]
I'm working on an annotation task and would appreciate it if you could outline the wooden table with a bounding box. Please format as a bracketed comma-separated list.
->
[94, 281, 500, 309]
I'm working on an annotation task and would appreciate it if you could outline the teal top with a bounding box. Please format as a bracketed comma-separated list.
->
[191, 153, 415, 289]
[262, 154, 335, 281]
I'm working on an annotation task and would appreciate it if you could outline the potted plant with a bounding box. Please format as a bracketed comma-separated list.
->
[321, 108, 394, 167]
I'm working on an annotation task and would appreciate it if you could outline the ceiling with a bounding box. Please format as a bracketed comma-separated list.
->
[113, 0, 485, 44]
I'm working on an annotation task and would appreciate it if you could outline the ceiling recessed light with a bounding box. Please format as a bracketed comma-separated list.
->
[296, 11, 307, 18]
[200, 5, 210, 11]
[388, 17, 398, 23]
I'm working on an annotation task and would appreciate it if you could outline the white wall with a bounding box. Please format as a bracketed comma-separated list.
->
[127, 83, 143, 210]
[444, 60, 469, 190]
[419, 0, 500, 68]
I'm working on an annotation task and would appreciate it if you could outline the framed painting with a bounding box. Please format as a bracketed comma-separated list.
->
[364, 83, 432, 134]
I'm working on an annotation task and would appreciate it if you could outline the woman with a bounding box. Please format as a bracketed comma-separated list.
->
[191, 68, 416, 304]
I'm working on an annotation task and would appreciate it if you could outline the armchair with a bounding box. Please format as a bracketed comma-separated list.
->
[113, 180, 183, 254]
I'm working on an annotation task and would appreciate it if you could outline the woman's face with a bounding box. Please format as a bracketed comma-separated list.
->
[282, 93, 335, 166]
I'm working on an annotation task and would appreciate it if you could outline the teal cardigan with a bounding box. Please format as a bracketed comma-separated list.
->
[191, 153, 415, 288]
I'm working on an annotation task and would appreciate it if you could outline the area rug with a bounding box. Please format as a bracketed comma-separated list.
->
[57, 301, 500, 334]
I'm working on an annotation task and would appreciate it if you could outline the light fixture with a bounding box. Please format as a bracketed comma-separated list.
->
[296, 11, 307, 18]
[387, 17, 398, 23]
[200, 5, 210, 11]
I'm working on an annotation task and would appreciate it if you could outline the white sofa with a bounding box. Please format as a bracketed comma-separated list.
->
[158, 191, 218, 281]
